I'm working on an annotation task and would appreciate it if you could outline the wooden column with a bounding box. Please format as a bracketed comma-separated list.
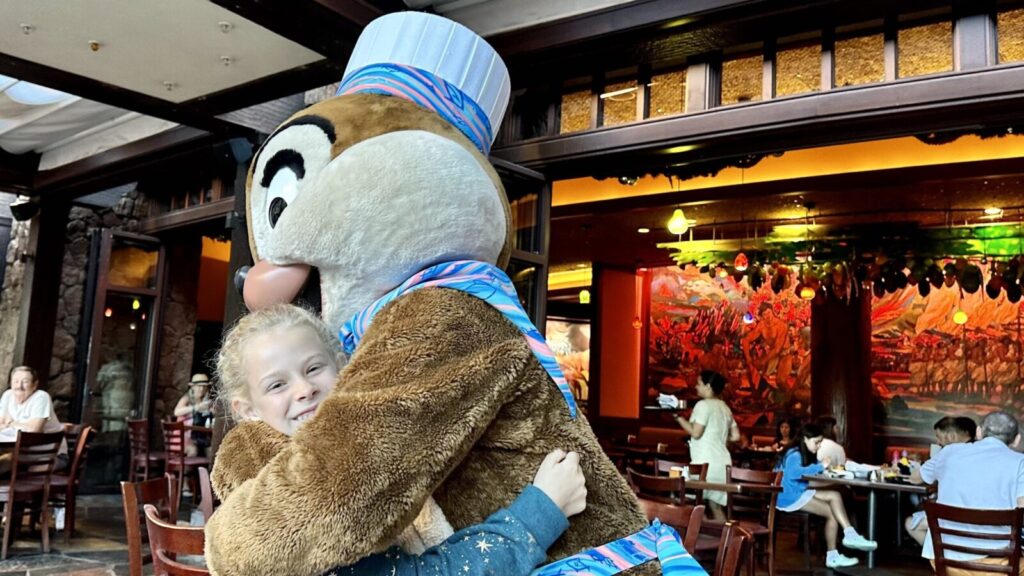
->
[811, 290, 873, 463]
[221, 150, 253, 332]
[12, 199, 71, 388]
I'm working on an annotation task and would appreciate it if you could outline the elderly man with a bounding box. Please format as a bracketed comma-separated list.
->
[905, 416, 977, 546]
[917, 411, 1024, 574]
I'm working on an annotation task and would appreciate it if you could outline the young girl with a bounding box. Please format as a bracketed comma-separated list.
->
[776, 423, 877, 569]
[213, 304, 586, 575]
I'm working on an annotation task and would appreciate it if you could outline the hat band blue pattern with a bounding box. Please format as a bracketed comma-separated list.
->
[337, 63, 494, 155]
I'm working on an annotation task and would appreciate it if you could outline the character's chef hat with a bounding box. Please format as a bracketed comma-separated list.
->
[337, 11, 510, 155]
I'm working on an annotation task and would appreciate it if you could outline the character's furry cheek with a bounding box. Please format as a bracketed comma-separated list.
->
[249, 118, 335, 261]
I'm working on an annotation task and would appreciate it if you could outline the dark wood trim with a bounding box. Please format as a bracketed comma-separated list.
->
[488, 0, 774, 55]
[493, 65, 1024, 177]
[138, 198, 234, 234]
[551, 156, 1024, 219]
[184, 59, 346, 117]
[0, 53, 240, 134]
[33, 127, 225, 200]
[209, 0, 372, 60]
[12, 199, 71, 389]
[0, 148, 40, 193]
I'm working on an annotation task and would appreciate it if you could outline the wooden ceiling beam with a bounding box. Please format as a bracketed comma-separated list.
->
[0, 148, 40, 194]
[0, 53, 243, 135]
[32, 126, 224, 201]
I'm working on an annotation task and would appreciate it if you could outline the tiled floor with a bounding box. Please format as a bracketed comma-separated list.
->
[0, 495, 936, 576]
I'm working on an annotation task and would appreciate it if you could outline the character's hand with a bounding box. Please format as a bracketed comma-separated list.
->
[533, 449, 587, 518]
[821, 456, 832, 469]
[657, 393, 680, 410]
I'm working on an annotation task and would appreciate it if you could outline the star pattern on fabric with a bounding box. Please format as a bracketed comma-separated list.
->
[474, 538, 492, 554]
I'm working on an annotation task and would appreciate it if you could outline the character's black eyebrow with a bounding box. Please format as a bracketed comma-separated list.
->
[252, 114, 336, 172]
[259, 149, 305, 188]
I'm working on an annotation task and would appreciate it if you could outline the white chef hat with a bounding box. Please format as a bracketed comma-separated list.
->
[337, 11, 510, 155]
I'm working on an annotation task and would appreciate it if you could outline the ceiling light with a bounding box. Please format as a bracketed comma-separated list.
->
[667, 209, 688, 235]
[637, 227, 650, 234]
[579, 289, 591, 304]
[984, 207, 1003, 216]
[600, 86, 638, 99]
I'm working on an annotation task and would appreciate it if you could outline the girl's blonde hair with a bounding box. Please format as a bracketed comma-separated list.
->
[216, 304, 342, 420]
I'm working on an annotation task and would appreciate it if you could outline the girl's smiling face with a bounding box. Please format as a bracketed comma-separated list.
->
[233, 324, 339, 437]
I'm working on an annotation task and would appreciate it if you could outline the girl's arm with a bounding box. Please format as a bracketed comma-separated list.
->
[332, 486, 568, 576]
[172, 395, 193, 417]
[783, 451, 824, 477]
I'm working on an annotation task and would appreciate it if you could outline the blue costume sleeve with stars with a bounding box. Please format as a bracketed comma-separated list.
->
[325, 485, 569, 576]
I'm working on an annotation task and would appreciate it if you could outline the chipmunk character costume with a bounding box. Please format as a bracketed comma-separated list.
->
[205, 12, 661, 576]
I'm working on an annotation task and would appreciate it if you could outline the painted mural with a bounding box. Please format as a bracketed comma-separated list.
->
[647, 265, 812, 428]
[871, 263, 1024, 439]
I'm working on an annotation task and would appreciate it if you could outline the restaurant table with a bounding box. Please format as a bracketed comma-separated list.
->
[731, 447, 782, 470]
[803, 474, 928, 569]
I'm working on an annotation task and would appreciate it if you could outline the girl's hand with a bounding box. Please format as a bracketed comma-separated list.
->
[533, 449, 587, 518]
[821, 456, 832, 468]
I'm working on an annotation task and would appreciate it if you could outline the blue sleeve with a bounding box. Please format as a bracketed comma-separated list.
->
[328, 485, 569, 576]
[783, 450, 823, 478]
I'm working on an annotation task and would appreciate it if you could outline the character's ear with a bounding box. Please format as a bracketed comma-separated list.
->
[232, 398, 261, 422]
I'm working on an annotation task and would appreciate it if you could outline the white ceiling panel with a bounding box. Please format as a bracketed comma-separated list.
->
[0, 0, 324, 103]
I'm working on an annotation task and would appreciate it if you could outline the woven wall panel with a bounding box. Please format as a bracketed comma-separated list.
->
[601, 80, 639, 126]
[999, 8, 1024, 63]
[776, 44, 821, 96]
[834, 33, 885, 87]
[559, 89, 592, 134]
[648, 70, 686, 118]
[721, 54, 763, 105]
[898, 22, 953, 78]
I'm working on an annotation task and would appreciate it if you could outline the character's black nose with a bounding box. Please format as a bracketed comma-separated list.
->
[234, 265, 250, 297]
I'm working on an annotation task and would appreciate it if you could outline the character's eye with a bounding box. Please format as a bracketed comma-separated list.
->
[266, 167, 299, 228]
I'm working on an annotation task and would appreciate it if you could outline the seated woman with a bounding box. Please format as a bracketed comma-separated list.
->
[815, 415, 847, 467]
[772, 417, 798, 452]
[0, 366, 68, 471]
[210, 304, 586, 575]
[776, 423, 876, 569]
[173, 373, 214, 457]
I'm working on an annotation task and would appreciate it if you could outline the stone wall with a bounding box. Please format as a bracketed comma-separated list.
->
[0, 217, 30, 388]
[152, 237, 201, 431]
[0, 189, 152, 421]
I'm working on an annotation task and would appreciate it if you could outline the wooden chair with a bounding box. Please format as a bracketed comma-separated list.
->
[627, 467, 685, 504]
[46, 424, 93, 543]
[197, 467, 216, 523]
[144, 504, 209, 575]
[725, 466, 780, 576]
[161, 421, 210, 504]
[128, 418, 165, 481]
[925, 501, 1024, 576]
[0, 430, 65, 559]
[121, 474, 179, 576]
[714, 521, 753, 576]
[655, 459, 709, 506]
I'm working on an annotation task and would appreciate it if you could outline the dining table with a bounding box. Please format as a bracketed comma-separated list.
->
[802, 473, 929, 569]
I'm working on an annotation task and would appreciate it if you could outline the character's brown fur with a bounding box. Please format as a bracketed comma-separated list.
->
[206, 288, 650, 575]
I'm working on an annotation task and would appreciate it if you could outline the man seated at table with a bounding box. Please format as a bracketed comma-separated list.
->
[905, 416, 976, 546]
[915, 411, 1024, 574]
[0, 366, 69, 474]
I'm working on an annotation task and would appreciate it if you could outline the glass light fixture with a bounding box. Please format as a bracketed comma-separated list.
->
[104, 307, 112, 318]
[579, 289, 591, 304]
[132, 298, 141, 310]
[799, 285, 817, 300]
[953, 308, 968, 325]
[667, 209, 688, 235]
[742, 312, 755, 324]
[632, 316, 643, 329]
[734, 253, 749, 272]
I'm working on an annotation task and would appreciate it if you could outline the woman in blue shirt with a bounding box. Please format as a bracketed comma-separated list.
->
[776, 423, 877, 569]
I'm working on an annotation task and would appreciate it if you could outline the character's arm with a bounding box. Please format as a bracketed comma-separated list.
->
[205, 288, 534, 576]
[332, 485, 567, 576]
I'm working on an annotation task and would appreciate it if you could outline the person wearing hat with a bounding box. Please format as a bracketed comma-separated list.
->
[174, 373, 214, 457]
